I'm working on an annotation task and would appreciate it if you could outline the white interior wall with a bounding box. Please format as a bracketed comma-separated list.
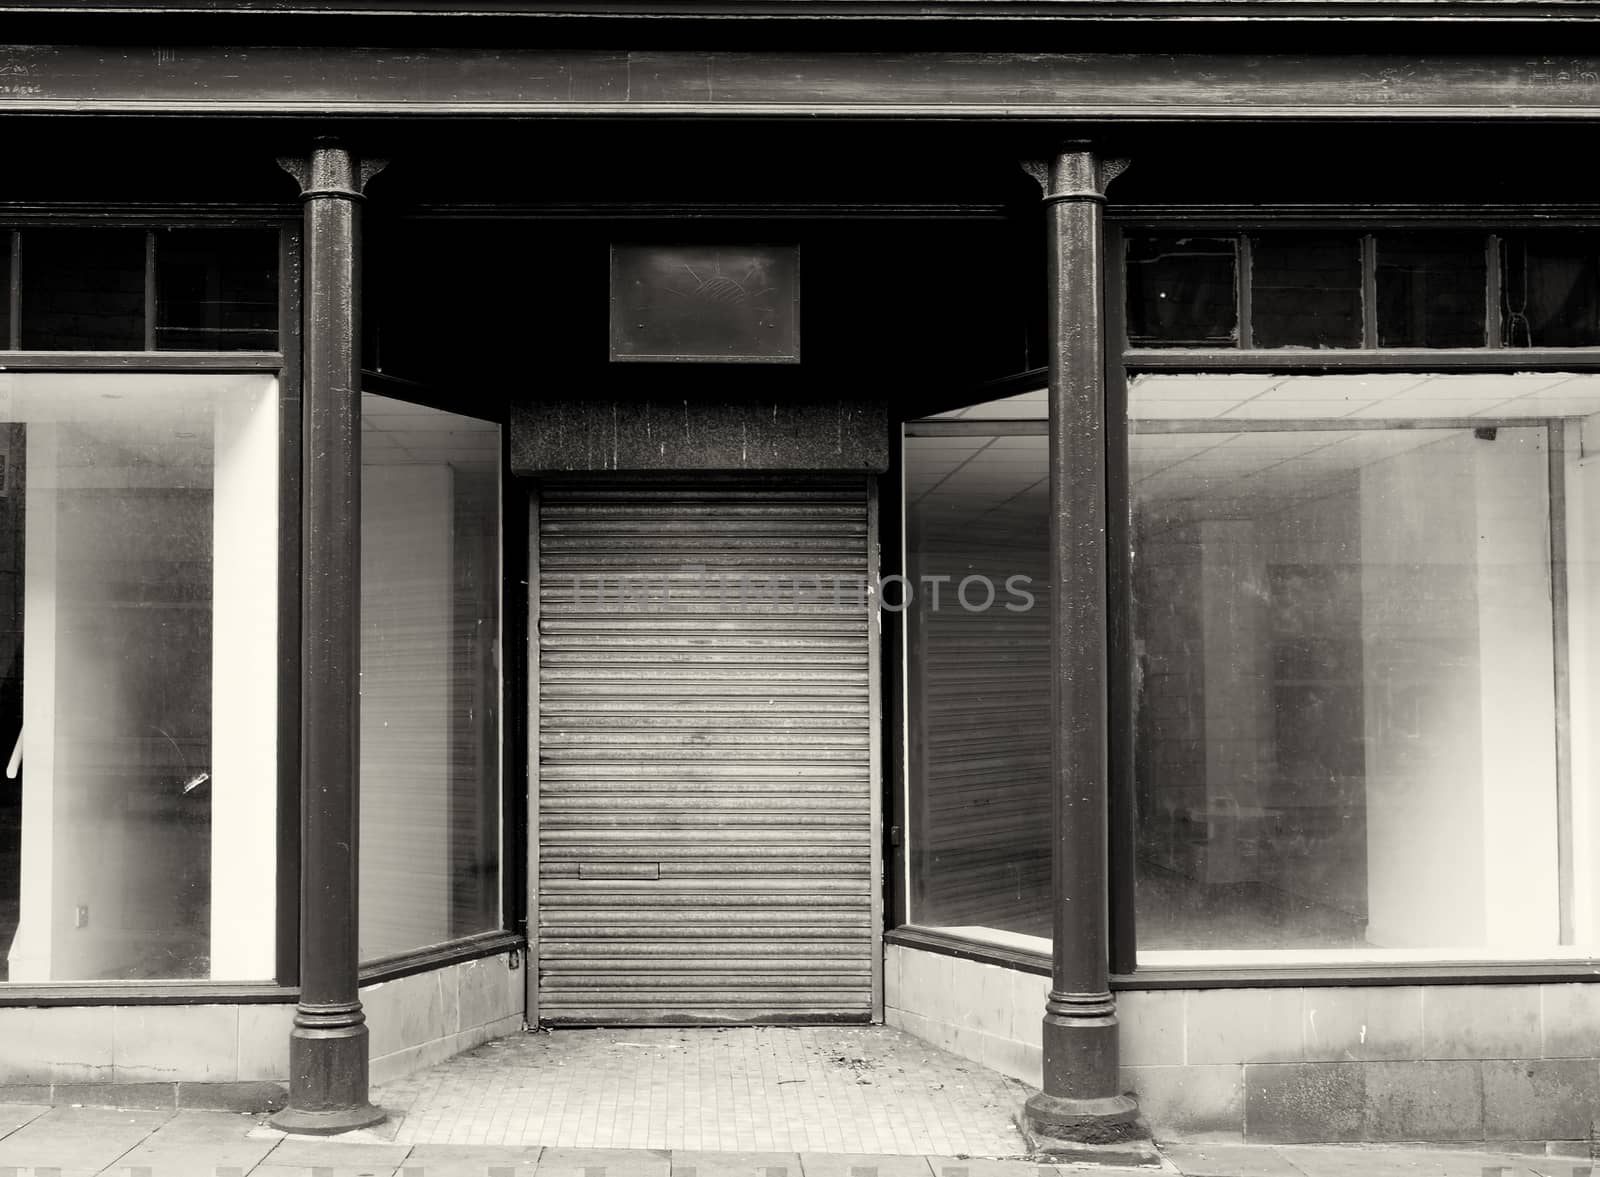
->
[1361, 431, 1559, 951]
[1474, 430, 1560, 948]
[1567, 413, 1600, 947]
[1361, 436, 1488, 948]
[210, 385, 279, 980]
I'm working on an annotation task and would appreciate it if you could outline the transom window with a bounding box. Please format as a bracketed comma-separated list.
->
[2, 228, 280, 352]
[1126, 231, 1600, 350]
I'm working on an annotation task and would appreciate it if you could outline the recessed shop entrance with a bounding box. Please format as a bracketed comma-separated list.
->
[528, 477, 881, 1025]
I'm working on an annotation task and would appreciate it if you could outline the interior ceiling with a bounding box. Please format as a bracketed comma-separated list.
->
[938, 372, 1600, 421]
[362, 394, 500, 467]
[911, 373, 1595, 535]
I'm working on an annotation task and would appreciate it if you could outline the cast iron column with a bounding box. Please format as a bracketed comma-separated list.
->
[1022, 147, 1141, 1146]
[272, 139, 387, 1135]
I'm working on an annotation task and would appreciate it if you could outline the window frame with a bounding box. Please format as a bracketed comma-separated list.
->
[351, 370, 522, 985]
[0, 213, 301, 1004]
[1111, 216, 1600, 986]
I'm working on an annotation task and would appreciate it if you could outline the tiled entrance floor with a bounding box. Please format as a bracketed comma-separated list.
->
[370, 1026, 1033, 1156]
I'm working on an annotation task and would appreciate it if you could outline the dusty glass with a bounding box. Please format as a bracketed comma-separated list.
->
[359, 394, 503, 961]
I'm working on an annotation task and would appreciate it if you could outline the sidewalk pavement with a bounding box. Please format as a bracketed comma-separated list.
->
[0, 1105, 1594, 1177]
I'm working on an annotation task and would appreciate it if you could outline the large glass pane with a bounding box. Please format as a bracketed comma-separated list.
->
[1375, 235, 1487, 348]
[904, 429, 1051, 940]
[360, 394, 502, 961]
[1126, 235, 1238, 348]
[0, 372, 279, 981]
[1128, 371, 1600, 962]
[1503, 234, 1600, 348]
[18, 229, 146, 351]
[1251, 234, 1363, 349]
[155, 229, 280, 352]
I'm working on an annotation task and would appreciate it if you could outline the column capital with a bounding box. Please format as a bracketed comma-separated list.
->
[1021, 148, 1130, 204]
[278, 138, 388, 202]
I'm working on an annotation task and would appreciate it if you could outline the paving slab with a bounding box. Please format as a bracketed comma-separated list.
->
[0, 1104, 171, 1173]
[1161, 1143, 1308, 1177]
[395, 1143, 545, 1176]
[112, 1109, 280, 1176]
[0, 1103, 50, 1139]
[672, 1150, 803, 1177]
[249, 1165, 401, 1177]
[797, 1152, 936, 1177]
[1277, 1146, 1580, 1177]
[403, 1144, 547, 1164]
[537, 1147, 674, 1177]
[924, 1157, 1041, 1177]
[264, 1136, 415, 1168]
[374, 1028, 1028, 1156]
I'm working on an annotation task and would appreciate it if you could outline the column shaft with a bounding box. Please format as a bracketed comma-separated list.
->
[271, 139, 386, 1135]
[1024, 147, 1142, 1146]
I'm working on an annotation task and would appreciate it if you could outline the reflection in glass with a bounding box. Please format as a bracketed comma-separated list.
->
[1503, 234, 1600, 348]
[19, 230, 146, 351]
[359, 395, 502, 961]
[1126, 236, 1238, 347]
[1251, 235, 1363, 349]
[1133, 419, 1560, 957]
[0, 373, 279, 981]
[1375, 235, 1487, 348]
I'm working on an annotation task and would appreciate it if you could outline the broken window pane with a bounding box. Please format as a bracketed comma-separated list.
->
[1503, 233, 1600, 348]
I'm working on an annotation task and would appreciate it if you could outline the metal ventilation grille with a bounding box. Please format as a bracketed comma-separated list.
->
[535, 478, 876, 1025]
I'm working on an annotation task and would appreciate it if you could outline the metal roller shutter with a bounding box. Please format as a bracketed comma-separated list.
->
[534, 478, 878, 1024]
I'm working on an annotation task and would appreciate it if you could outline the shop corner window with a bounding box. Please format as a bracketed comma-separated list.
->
[358, 395, 503, 962]
[5, 227, 280, 352]
[903, 370, 1600, 965]
[0, 372, 280, 982]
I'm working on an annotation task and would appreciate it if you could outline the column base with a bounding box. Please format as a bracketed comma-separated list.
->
[269, 1102, 388, 1136]
[1024, 1089, 1143, 1142]
[269, 1005, 385, 1135]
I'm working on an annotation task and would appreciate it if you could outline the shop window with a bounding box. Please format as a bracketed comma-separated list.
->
[358, 395, 502, 962]
[0, 372, 280, 982]
[155, 229, 279, 351]
[1125, 236, 1238, 347]
[1250, 234, 1363, 349]
[1374, 235, 1488, 348]
[6, 227, 280, 352]
[904, 371, 1600, 965]
[1130, 372, 1600, 964]
[1503, 233, 1600, 348]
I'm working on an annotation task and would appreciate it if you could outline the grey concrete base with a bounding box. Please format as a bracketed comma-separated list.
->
[0, 1080, 287, 1113]
[1025, 1136, 1167, 1169]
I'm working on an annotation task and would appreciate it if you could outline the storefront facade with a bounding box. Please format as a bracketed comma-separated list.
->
[3, 5, 1600, 1148]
